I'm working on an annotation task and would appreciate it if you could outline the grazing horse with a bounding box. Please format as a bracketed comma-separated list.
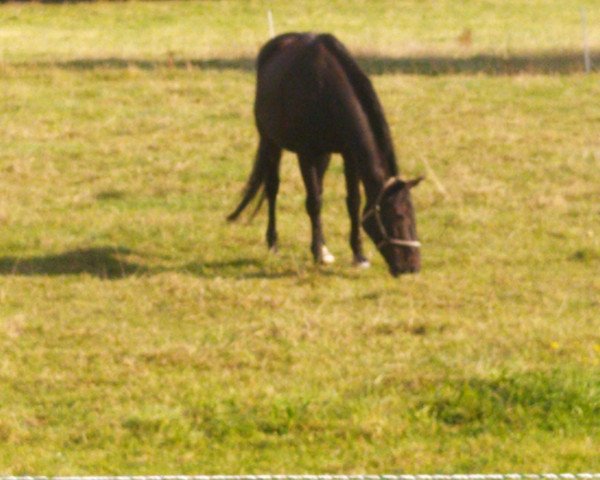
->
[228, 32, 423, 276]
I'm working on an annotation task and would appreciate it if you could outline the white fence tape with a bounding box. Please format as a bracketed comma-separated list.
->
[3, 475, 600, 480]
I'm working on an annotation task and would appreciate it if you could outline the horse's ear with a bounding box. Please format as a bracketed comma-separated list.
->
[384, 176, 424, 197]
[406, 176, 425, 189]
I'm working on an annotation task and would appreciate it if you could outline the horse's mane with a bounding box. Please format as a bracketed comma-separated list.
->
[318, 34, 399, 177]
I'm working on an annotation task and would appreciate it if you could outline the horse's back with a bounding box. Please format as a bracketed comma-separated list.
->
[256, 32, 317, 70]
[254, 33, 357, 154]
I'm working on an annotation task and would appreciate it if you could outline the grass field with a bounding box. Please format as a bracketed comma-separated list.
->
[0, 0, 599, 475]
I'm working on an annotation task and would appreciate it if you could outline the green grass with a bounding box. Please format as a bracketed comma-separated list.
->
[1, 0, 599, 475]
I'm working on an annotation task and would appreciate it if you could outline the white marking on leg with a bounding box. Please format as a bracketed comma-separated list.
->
[320, 245, 335, 264]
[353, 258, 371, 269]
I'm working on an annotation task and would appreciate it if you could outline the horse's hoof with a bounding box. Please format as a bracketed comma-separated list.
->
[268, 245, 278, 255]
[320, 246, 335, 264]
[353, 259, 371, 269]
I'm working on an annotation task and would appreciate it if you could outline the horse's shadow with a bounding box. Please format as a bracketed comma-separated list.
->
[183, 257, 304, 280]
[0, 247, 303, 280]
[0, 246, 144, 279]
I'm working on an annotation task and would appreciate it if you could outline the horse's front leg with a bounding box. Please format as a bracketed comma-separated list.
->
[343, 155, 369, 267]
[298, 153, 334, 264]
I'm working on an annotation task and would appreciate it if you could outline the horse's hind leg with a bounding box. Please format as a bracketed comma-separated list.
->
[298, 152, 334, 264]
[343, 155, 369, 267]
[262, 138, 282, 252]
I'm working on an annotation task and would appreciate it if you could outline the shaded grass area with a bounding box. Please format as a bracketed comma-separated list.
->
[358, 51, 600, 75]
[10, 49, 600, 75]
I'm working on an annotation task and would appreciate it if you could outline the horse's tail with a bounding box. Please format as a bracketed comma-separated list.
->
[318, 34, 399, 177]
[226, 147, 269, 222]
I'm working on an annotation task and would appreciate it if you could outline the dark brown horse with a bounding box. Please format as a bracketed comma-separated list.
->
[228, 32, 423, 276]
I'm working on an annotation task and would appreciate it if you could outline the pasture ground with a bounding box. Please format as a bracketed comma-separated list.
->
[0, 0, 599, 474]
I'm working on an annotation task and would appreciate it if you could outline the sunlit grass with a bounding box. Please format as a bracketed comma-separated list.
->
[1, 0, 599, 62]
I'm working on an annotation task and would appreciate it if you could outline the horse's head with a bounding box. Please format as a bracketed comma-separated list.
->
[362, 176, 423, 276]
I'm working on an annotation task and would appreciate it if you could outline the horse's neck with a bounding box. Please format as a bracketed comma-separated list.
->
[344, 137, 390, 205]
[364, 158, 390, 198]
[336, 108, 393, 204]
[333, 89, 395, 203]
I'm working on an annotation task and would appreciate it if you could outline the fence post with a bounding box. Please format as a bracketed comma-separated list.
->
[267, 10, 275, 38]
[580, 7, 592, 73]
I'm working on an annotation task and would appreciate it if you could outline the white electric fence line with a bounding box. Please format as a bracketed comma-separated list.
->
[3, 475, 600, 480]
